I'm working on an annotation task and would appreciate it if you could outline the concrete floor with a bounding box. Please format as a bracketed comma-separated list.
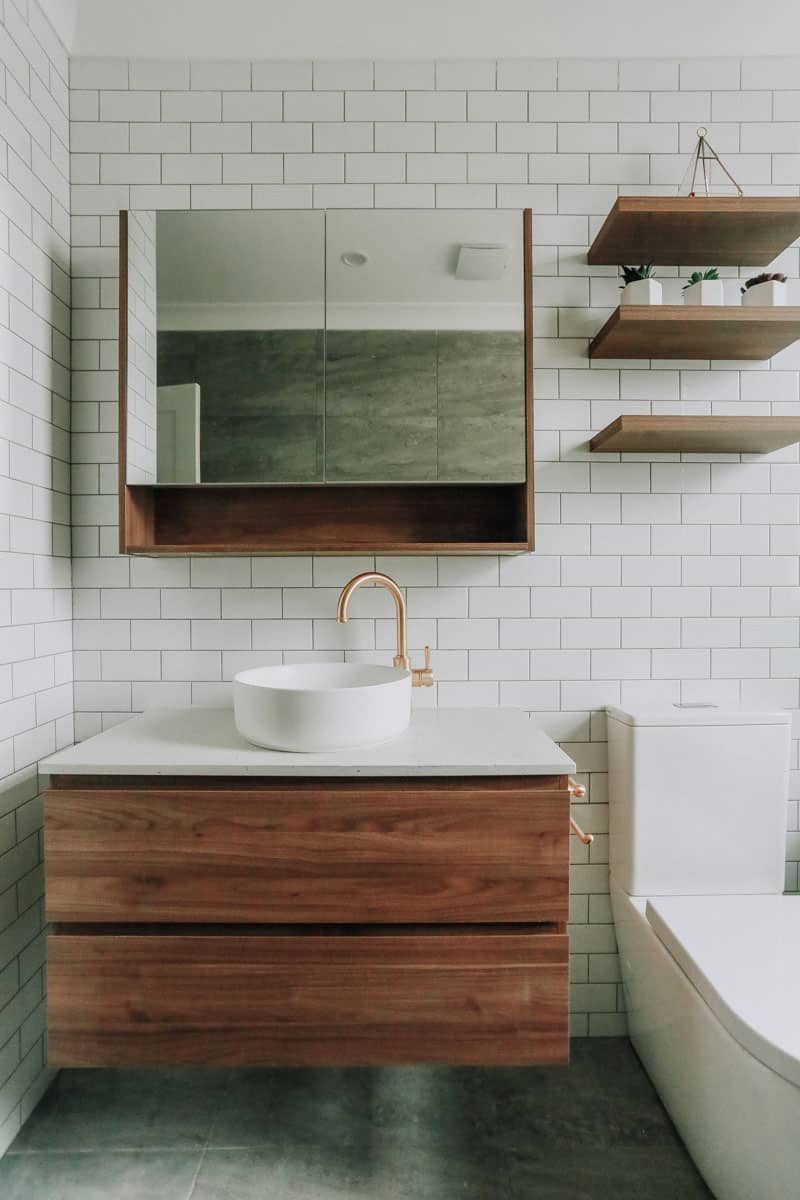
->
[0, 1040, 713, 1199]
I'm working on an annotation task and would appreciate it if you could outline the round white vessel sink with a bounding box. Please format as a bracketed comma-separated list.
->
[233, 662, 412, 752]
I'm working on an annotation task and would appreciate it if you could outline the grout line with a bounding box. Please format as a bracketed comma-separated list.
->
[184, 1143, 209, 1199]
[7, 1146, 211, 1156]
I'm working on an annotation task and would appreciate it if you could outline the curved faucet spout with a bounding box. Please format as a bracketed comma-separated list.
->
[336, 571, 433, 686]
[336, 571, 409, 670]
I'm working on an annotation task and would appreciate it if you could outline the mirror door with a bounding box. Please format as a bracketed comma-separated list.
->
[119, 208, 533, 554]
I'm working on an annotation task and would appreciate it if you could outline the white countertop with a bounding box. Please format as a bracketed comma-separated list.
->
[40, 707, 575, 778]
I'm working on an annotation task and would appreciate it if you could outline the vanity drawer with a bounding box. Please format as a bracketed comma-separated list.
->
[44, 776, 569, 926]
[47, 928, 568, 1067]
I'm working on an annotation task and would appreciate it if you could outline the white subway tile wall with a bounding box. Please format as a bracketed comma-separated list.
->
[28, 50, 798, 1042]
[0, 0, 71, 1155]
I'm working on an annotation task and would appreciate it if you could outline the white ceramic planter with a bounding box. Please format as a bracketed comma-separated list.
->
[742, 280, 787, 307]
[683, 280, 725, 306]
[621, 279, 662, 306]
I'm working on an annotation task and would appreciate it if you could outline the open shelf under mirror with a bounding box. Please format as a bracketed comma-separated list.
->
[119, 208, 534, 555]
[123, 483, 531, 555]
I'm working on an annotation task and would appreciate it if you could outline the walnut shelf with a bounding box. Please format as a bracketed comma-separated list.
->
[590, 415, 800, 455]
[589, 305, 800, 361]
[122, 483, 532, 555]
[588, 196, 800, 266]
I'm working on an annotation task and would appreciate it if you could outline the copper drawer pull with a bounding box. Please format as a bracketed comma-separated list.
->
[568, 777, 593, 845]
[569, 816, 593, 846]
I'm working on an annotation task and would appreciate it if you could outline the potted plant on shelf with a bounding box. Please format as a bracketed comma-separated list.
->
[741, 272, 788, 307]
[683, 268, 724, 306]
[620, 264, 661, 306]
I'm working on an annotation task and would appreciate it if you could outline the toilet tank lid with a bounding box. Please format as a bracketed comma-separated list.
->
[607, 705, 792, 728]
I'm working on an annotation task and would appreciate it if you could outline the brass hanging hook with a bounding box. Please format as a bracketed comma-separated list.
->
[686, 127, 743, 197]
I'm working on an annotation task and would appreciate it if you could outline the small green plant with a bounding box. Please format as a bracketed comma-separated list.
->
[683, 268, 720, 290]
[741, 272, 787, 294]
[620, 264, 656, 286]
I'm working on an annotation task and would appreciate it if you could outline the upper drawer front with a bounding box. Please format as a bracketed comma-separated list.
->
[45, 777, 569, 925]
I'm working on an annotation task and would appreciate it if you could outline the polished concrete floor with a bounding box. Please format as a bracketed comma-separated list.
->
[0, 1040, 713, 1199]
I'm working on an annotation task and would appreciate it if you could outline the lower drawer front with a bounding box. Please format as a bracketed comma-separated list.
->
[48, 930, 568, 1068]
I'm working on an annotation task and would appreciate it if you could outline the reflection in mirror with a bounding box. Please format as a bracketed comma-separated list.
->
[325, 209, 525, 483]
[127, 210, 325, 485]
[126, 209, 526, 487]
[125, 211, 157, 484]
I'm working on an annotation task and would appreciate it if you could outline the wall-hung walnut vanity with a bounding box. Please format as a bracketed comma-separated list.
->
[42, 708, 572, 1067]
[119, 208, 534, 554]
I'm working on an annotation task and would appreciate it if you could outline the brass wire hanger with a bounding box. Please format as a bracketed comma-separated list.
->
[683, 127, 744, 197]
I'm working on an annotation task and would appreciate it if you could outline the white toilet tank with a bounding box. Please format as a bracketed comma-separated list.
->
[607, 705, 791, 897]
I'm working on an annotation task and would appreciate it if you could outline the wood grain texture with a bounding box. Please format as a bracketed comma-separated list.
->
[590, 414, 800, 454]
[589, 305, 800, 361]
[44, 775, 569, 925]
[47, 929, 569, 1067]
[587, 195, 800, 266]
[117, 210, 534, 556]
[122, 480, 530, 555]
[123, 485, 154, 551]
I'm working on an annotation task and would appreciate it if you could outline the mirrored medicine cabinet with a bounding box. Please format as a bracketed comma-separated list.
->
[119, 208, 533, 554]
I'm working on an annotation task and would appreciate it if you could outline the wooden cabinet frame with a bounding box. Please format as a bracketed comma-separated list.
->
[118, 209, 534, 555]
[45, 773, 569, 1067]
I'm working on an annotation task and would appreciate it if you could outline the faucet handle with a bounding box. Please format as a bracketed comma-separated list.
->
[412, 646, 434, 688]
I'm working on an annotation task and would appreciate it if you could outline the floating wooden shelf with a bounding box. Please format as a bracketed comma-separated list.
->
[588, 196, 800, 266]
[122, 483, 532, 555]
[590, 415, 800, 454]
[589, 305, 800, 361]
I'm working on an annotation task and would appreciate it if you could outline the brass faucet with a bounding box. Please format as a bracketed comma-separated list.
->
[336, 571, 434, 688]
